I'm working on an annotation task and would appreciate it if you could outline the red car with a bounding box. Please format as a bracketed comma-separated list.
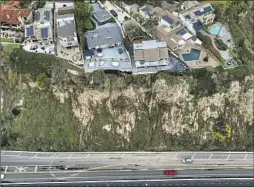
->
[164, 170, 177, 176]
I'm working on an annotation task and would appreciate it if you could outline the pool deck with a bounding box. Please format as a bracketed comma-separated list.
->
[178, 43, 219, 68]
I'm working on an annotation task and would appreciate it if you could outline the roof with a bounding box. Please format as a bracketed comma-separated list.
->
[85, 24, 122, 49]
[58, 20, 76, 38]
[156, 25, 185, 50]
[0, 1, 31, 25]
[93, 9, 111, 23]
[133, 40, 169, 61]
[139, 4, 155, 16]
[181, 1, 200, 10]
[57, 6, 74, 15]
[154, 8, 181, 27]
[194, 5, 213, 16]
[181, 3, 214, 20]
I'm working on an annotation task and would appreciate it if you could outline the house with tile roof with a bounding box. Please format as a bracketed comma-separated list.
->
[133, 40, 170, 68]
[0, 0, 32, 30]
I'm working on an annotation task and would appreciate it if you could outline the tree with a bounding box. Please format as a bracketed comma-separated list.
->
[74, 2, 93, 21]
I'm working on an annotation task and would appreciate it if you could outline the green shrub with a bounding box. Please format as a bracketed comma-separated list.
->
[214, 38, 228, 51]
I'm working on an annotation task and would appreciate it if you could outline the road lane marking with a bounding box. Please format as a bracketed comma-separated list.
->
[103, 154, 107, 158]
[51, 153, 56, 158]
[35, 166, 38, 172]
[226, 154, 230, 160]
[4, 166, 8, 173]
[85, 154, 90, 158]
[191, 153, 196, 159]
[68, 153, 73, 159]
[244, 154, 248, 160]
[156, 155, 159, 159]
[33, 153, 38, 157]
[173, 154, 178, 159]
[17, 152, 22, 156]
[121, 154, 125, 158]
[209, 153, 213, 160]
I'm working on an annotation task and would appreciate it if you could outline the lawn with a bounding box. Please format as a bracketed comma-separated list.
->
[84, 19, 94, 30]
[0, 38, 14, 43]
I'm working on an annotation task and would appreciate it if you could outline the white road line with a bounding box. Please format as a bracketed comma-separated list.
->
[209, 153, 213, 160]
[33, 153, 38, 157]
[68, 153, 73, 159]
[51, 153, 57, 158]
[34, 166, 38, 172]
[244, 153, 248, 160]
[4, 166, 8, 173]
[17, 152, 22, 156]
[173, 154, 178, 159]
[226, 154, 230, 160]
[103, 154, 107, 158]
[85, 154, 90, 158]
[191, 153, 196, 159]
[156, 155, 159, 159]
[121, 154, 125, 158]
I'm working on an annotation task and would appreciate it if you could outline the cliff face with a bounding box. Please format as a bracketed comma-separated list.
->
[67, 73, 254, 151]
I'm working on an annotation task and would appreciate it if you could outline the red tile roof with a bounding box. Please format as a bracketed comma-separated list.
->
[0, 0, 31, 25]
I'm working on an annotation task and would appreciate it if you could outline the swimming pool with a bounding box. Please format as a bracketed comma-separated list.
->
[209, 23, 225, 37]
[182, 48, 201, 62]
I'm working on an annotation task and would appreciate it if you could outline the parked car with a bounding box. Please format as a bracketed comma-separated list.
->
[118, 48, 123, 54]
[182, 158, 193, 164]
[1, 174, 5, 179]
[164, 170, 177, 176]
[110, 9, 118, 17]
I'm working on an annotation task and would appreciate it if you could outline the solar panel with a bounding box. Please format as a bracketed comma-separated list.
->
[176, 28, 187, 36]
[194, 6, 213, 16]
[193, 20, 204, 31]
[26, 27, 30, 37]
[44, 11, 50, 21]
[162, 15, 174, 25]
[41, 28, 48, 38]
[35, 11, 40, 21]
[29, 26, 34, 36]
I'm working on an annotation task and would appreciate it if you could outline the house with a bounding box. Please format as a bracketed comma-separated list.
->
[57, 14, 79, 48]
[180, 3, 215, 26]
[55, 1, 74, 11]
[121, 2, 139, 14]
[139, 4, 155, 19]
[85, 24, 122, 50]
[93, 9, 112, 23]
[0, 0, 32, 30]
[154, 7, 181, 31]
[133, 40, 169, 67]
[181, 1, 200, 10]
[25, 4, 53, 42]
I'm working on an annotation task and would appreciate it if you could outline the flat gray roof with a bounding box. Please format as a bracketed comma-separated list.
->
[58, 21, 76, 38]
[93, 9, 112, 23]
[85, 23, 122, 49]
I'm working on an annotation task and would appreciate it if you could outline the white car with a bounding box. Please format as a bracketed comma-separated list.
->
[182, 158, 193, 164]
[1, 174, 5, 179]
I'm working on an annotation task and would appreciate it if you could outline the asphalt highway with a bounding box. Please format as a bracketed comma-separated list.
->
[1, 151, 253, 186]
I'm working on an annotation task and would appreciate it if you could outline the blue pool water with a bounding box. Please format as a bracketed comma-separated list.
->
[209, 24, 225, 37]
[182, 48, 201, 62]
